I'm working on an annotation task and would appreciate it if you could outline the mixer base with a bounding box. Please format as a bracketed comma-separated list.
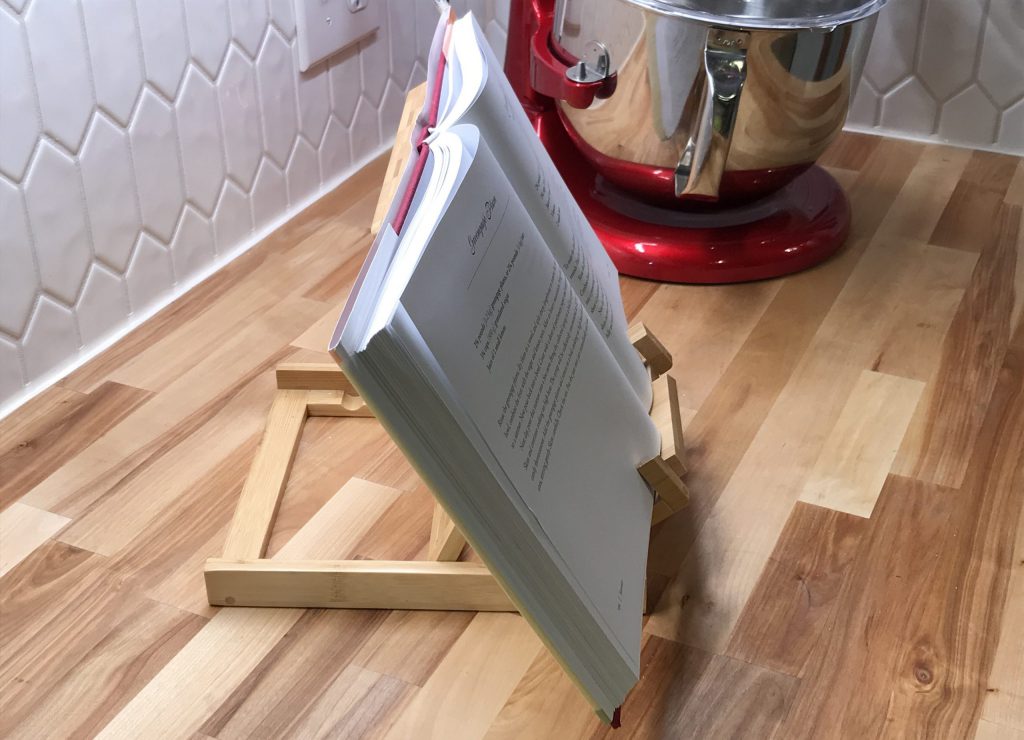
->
[536, 112, 851, 284]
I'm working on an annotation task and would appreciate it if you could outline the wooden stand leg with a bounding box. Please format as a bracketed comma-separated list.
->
[428, 503, 468, 561]
[221, 389, 308, 559]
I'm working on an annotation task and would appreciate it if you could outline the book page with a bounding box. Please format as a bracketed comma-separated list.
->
[397, 127, 658, 653]
[437, 16, 653, 409]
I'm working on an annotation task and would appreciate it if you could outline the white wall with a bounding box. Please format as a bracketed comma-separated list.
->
[0, 0, 507, 417]
[843, 0, 1023, 153]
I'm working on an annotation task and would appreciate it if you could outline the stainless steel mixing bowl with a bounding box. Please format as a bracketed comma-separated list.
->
[551, 0, 886, 202]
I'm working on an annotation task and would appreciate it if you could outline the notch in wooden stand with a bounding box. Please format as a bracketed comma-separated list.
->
[204, 322, 688, 612]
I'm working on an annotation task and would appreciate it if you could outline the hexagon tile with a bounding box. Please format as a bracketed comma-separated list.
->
[848, 0, 1024, 153]
[0, 0, 1019, 419]
[0, 0, 500, 418]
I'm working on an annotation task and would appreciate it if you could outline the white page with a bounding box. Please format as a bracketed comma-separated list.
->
[436, 15, 653, 409]
[397, 126, 658, 654]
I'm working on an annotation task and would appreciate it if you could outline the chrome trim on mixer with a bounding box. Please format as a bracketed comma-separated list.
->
[566, 41, 613, 83]
[553, 0, 881, 202]
[620, 0, 887, 30]
[675, 29, 748, 197]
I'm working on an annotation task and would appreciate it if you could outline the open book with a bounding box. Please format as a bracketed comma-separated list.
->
[330, 11, 659, 720]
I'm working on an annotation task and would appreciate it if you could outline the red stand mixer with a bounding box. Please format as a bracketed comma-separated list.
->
[503, 0, 885, 283]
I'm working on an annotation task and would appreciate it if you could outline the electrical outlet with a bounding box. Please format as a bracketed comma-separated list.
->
[295, 0, 381, 72]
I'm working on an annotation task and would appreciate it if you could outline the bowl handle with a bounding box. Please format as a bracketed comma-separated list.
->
[675, 29, 749, 199]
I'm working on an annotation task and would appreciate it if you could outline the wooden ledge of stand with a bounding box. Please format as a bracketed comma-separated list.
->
[205, 324, 688, 612]
[205, 559, 511, 611]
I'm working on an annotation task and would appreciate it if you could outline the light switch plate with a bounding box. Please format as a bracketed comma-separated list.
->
[295, 0, 381, 72]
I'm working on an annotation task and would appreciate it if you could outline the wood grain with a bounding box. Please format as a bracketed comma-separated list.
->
[0, 501, 70, 577]
[205, 558, 515, 611]
[726, 502, 868, 676]
[353, 609, 475, 687]
[980, 491, 1024, 732]
[57, 368, 283, 556]
[485, 649, 598, 739]
[800, 369, 924, 517]
[894, 203, 1021, 487]
[655, 652, 799, 739]
[6, 598, 206, 739]
[875, 144, 971, 241]
[282, 663, 411, 740]
[94, 478, 403, 738]
[0, 381, 151, 509]
[196, 609, 388, 739]
[647, 219, 933, 647]
[379, 614, 543, 740]
[221, 389, 308, 559]
[1006, 160, 1024, 207]
[783, 326, 1022, 736]
[0, 132, 1020, 738]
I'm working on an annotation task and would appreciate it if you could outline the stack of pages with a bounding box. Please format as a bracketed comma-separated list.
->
[330, 10, 660, 720]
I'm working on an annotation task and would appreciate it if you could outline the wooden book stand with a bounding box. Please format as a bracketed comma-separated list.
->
[204, 82, 689, 612]
[204, 326, 688, 611]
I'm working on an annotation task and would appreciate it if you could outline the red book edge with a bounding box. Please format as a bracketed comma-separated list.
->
[389, 19, 451, 236]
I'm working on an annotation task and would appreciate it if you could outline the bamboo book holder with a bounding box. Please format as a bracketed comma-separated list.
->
[204, 82, 689, 612]
[204, 326, 688, 611]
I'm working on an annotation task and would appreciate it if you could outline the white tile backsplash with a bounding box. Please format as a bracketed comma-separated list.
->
[130, 90, 187, 241]
[183, 0, 232, 78]
[285, 137, 321, 206]
[24, 0, 95, 152]
[23, 142, 93, 306]
[229, 0, 269, 58]
[76, 264, 130, 345]
[328, 45, 363, 125]
[218, 45, 265, 190]
[136, 0, 191, 100]
[80, 114, 142, 271]
[1001, 99, 1024, 152]
[125, 233, 174, 315]
[980, 3, 1024, 108]
[2, 0, 1016, 417]
[171, 206, 217, 284]
[2, 0, 505, 416]
[849, 0, 1024, 153]
[319, 115, 353, 177]
[82, 0, 145, 125]
[212, 180, 254, 253]
[296, 57, 331, 146]
[0, 9, 41, 180]
[937, 86, 1001, 149]
[20, 296, 80, 380]
[176, 68, 228, 215]
[0, 337, 25, 400]
[350, 96, 382, 161]
[250, 157, 288, 232]
[269, 0, 295, 38]
[360, 25, 391, 107]
[255, 28, 299, 167]
[0, 179, 38, 337]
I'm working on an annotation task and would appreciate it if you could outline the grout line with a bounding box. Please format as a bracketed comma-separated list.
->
[0, 138, 396, 423]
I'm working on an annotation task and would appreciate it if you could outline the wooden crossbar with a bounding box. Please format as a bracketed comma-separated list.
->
[206, 559, 514, 611]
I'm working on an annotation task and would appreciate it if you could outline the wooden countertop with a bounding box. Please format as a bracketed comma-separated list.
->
[1, 133, 1021, 738]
